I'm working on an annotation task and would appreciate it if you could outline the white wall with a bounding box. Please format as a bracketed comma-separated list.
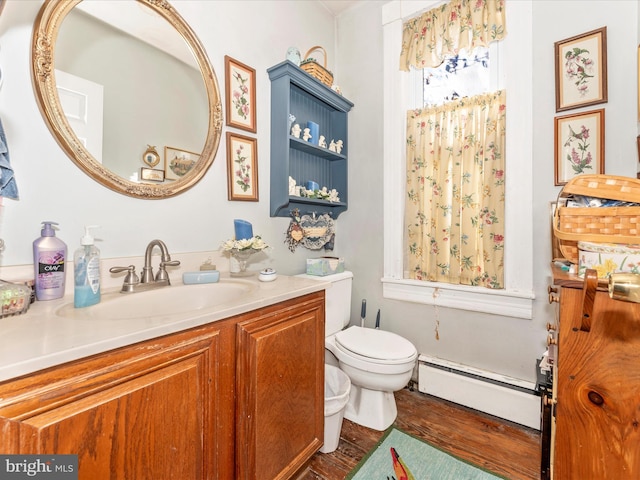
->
[0, 0, 637, 389]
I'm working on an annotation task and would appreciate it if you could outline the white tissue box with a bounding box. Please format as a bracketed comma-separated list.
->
[306, 257, 345, 276]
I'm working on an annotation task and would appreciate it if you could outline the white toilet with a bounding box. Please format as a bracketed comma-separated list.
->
[300, 271, 418, 431]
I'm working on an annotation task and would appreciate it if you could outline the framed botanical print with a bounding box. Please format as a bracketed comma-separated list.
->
[554, 109, 605, 186]
[226, 132, 258, 201]
[555, 27, 607, 112]
[225, 55, 257, 133]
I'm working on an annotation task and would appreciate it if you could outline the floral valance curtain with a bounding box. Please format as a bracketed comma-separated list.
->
[399, 0, 507, 71]
[405, 90, 506, 288]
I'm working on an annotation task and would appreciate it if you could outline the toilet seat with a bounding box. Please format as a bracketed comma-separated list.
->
[335, 326, 417, 365]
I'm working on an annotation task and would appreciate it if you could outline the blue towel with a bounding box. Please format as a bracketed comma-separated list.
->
[0, 117, 18, 200]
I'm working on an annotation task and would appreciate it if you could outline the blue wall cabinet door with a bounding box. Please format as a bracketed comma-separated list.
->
[267, 61, 353, 218]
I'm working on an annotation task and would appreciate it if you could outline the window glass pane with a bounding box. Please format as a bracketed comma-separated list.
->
[423, 47, 490, 106]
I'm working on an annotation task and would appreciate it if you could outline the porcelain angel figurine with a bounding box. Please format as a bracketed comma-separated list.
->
[335, 140, 344, 154]
[319, 135, 327, 148]
[302, 128, 312, 142]
[291, 123, 301, 138]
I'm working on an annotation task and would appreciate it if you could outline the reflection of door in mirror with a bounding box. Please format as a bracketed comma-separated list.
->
[54, 3, 208, 183]
[56, 69, 104, 164]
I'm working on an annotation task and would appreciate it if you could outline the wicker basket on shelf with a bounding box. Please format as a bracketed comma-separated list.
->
[300, 46, 333, 87]
[553, 174, 640, 263]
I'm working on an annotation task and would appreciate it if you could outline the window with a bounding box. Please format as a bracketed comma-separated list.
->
[381, 0, 534, 319]
[421, 47, 491, 107]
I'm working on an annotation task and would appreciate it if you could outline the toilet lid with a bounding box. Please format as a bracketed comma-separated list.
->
[335, 326, 416, 361]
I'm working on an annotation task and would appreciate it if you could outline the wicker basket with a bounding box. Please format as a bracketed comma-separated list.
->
[300, 46, 333, 87]
[553, 174, 640, 263]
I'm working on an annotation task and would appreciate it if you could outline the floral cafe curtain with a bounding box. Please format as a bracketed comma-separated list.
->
[405, 90, 506, 288]
[399, 0, 507, 71]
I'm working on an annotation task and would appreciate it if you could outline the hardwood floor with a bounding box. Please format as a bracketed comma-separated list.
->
[297, 387, 541, 480]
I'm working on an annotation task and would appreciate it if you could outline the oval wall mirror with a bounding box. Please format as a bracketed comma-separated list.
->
[32, 0, 222, 199]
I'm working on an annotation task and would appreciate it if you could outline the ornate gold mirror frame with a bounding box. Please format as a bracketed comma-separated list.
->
[31, 0, 222, 199]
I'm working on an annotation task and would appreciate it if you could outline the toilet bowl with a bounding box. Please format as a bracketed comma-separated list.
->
[298, 271, 418, 432]
[326, 325, 417, 431]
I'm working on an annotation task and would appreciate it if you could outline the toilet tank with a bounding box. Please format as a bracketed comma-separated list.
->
[296, 271, 353, 336]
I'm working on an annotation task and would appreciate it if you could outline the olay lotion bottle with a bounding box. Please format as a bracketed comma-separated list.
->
[33, 221, 67, 300]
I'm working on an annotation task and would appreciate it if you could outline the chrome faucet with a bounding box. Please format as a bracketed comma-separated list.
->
[110, 239, 180, 293]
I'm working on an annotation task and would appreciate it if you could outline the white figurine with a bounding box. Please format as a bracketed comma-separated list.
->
[335, 140, 344, 154]
[302, 128, 312, 142]
[291, 123, 301, 138]
[319, 135, 327, 148]
[288, 176, 297, 195]
[328, 140, 337, 152]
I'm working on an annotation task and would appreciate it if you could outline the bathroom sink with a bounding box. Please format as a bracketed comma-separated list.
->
[56, 279, 256, 320]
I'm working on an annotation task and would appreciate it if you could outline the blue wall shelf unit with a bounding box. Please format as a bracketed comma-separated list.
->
[267, 61, 353, 218]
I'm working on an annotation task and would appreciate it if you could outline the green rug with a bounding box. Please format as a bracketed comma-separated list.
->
[345, 427, 506, 480]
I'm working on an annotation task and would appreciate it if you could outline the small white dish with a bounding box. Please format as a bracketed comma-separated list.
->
[259, 268, 277, 282]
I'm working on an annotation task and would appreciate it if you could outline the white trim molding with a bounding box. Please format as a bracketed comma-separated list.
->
[382, 277, 535, 319]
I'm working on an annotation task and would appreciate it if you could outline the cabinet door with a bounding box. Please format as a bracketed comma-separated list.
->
[554, 286, 640, 478]
[0, 322, 235, 479]
[236, 292, 324, 480]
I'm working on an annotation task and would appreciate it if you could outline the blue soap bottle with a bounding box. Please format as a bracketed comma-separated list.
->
[33, 221, 67, 301]
[74, 225, 101, 308]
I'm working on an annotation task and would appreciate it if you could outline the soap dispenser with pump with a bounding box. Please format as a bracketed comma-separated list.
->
[74, 225, 101, 308]
[33, 221, 68, 301]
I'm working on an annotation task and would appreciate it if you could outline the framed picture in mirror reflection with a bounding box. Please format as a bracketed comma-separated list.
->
[142, 145, 160, 167]
[164, 146, 199, 181]
[140, 167, 165, 183]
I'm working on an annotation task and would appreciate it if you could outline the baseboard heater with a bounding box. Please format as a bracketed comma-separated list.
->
[417, 354, 541, 430]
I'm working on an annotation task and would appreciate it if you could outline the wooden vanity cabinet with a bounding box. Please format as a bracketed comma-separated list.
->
[0, 291, 325, 480]
[551, 269, 640, 478]
[236, 292, 325, 480]
[0, 319, 235, 479]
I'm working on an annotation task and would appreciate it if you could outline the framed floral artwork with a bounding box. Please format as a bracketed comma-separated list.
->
[555, 27, 607, 112]
[225, 55, 257, 133]
[554, 109, 605, 186]
[164, 146, 199, 181]
[226, 132, 258, 201]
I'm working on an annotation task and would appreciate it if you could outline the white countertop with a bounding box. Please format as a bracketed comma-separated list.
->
[0, 273, 329, 383]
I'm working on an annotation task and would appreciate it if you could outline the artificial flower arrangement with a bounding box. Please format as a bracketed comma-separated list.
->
[300, 186, 340, 202]
[221, 235, 269, 252]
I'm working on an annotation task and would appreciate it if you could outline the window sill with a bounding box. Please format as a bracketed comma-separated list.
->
[382, 277, 535, 319]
